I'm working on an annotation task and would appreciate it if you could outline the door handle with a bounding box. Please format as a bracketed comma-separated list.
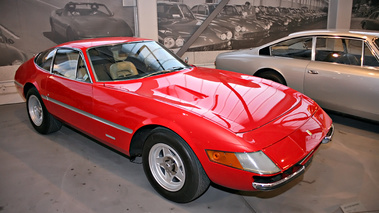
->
[307, 70, 319, 74]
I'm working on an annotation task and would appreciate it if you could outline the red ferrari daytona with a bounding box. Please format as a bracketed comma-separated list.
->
[14, 37, 334, 203]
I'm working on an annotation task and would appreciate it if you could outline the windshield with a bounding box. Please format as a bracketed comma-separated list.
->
[88, 41, 189, 81]
[209, 5, 239, 16]
[157, 4, 195, 20]
[65, 3, 112, 16]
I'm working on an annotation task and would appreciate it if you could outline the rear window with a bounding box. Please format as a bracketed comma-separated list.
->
[35, 49, 56, 72]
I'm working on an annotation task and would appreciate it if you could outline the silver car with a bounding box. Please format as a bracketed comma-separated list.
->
[216, 30, 379, 122]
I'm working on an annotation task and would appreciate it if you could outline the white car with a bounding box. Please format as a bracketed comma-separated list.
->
[216, 30, 379, 122]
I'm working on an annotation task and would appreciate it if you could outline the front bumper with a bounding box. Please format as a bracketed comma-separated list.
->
[322, 124, 334, 144]
[253, 164, 305, 190]
[252, 125, 334, 190]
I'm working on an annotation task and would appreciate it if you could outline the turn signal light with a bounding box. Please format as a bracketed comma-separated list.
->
[206, 150, 243, 170]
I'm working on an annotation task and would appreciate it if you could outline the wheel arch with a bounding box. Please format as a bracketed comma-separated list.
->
[23, 82, 38, 98]
[128, 121, 201, 159]
[129, 124, 160, 158]
[254, 68, 287, 85]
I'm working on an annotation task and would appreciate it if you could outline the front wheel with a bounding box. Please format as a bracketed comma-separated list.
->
[142, 127, 210, 203]
[26, 88, 62, 134]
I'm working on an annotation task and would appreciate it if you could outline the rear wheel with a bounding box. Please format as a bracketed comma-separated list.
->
[142, 127, 210, 203]
[256, 70, 286, 85]
[26, 88, 62, 134]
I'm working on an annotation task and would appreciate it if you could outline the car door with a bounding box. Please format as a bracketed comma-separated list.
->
[46, 48, 94, 134]
[304, 36, 379, 120]
[268, 36, 313, 93]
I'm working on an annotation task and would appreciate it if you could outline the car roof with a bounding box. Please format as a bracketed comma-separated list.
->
[157, 2, 185, 5]
[288, 29, 379, 40]
[251, 29, 379, 51]
[56, 37, 152, 50]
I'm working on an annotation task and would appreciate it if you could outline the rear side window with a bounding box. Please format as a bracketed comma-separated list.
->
[52, 49, 79, 80]
[270, 37, 313, 60]
[35, 48, 56, 71]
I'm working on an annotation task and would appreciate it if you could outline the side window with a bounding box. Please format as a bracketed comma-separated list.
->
[270, 37, 312, 60]
[52, 49, 79, 80]
[76, 56, 91, 82]
[370, 12, 379, 20]
[363, 44, 379, 67]
[191, 6, 198, 14]
[198, 6, 207, 15]
[35, 48, 56, 71]
[315, 37, 362, 66]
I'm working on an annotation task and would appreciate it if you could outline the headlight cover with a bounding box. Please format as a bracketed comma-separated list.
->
[236, 151, 280, 174]
[206, 150, 281, 174]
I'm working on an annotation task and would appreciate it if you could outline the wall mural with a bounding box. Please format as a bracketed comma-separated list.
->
[0, 0, 134, 67]
[158, 0, 328, 52]
[350, 0, 379, 30]
[0, 0, 328, 67]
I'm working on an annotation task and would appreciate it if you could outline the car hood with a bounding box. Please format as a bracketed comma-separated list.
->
[71, 16, 123, 29]
[105, 67, 305, 133]
[159, 19, 216, 37]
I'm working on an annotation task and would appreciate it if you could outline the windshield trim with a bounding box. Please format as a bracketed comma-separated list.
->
[87, 40, 190, 83]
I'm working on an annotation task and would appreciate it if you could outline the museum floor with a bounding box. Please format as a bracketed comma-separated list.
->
[0, 103, 378, 213]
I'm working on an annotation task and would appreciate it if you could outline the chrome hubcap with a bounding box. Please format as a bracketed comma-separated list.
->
[149, 143, 185, 192]
[28, 95, 43, 126]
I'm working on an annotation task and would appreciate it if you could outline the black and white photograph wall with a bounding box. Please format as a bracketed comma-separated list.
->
[0, 0, 135, 67]
[350, 0, 379, 30]
[157, 0, 328, 52]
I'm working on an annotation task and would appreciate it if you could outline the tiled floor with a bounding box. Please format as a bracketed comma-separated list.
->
[1, 103, 378, 213]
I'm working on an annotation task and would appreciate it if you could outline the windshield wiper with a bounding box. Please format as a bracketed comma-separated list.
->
[141, 67, 186, 78]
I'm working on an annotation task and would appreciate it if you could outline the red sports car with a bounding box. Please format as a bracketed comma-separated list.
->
[14, 37, 334, 203]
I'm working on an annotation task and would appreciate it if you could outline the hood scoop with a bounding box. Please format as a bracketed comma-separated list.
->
[154, 85, 208, 103]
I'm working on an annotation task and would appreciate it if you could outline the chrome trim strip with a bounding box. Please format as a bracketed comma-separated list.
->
[299, 150, 314, 165]
[42, 96, 133, 134]
[252, 166, 305, 190]
[14, 80, 23, 88]
[106, 134, 116, 140]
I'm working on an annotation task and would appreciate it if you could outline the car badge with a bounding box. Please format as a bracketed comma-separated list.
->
[306, 130, 312, 136]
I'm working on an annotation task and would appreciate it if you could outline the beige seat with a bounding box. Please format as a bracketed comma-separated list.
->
[109, 61, 138, 80]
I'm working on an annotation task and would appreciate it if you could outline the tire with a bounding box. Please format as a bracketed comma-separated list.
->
[142, 127, 210, 203]
[256, 70, 286, 85]
[26, 88, 62, 134]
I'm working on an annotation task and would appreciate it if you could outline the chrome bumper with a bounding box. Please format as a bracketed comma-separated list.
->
[322, 124, 335, 144]
[252, 165, 305, 190]
[252, 124, 334, 190]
